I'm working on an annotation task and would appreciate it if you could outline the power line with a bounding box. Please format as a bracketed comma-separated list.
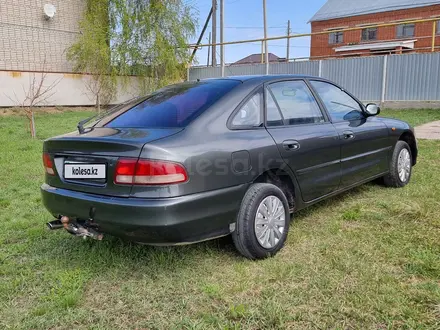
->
[206, 25, 287, 29]
[270, 44, 311, 48]
[0, 21, 80, 35]
[223, 41, 312, 48]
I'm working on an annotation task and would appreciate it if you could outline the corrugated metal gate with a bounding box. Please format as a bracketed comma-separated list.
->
[188, 52, 440, 102]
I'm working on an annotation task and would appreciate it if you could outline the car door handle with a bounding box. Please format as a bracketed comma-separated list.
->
[282, 140, 300, 151]
[342, 131, 355, 140]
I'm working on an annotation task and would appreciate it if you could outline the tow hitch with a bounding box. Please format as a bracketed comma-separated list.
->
[47, 216, 103, 240]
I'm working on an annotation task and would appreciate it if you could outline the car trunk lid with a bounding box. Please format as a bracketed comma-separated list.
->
[43, 127, 183, 197]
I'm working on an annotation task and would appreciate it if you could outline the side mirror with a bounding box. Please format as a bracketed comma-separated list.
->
[365, 103, 380, 116]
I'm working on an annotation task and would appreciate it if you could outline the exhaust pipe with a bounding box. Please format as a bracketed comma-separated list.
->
[46, 215, 103, 240]
[47, 220, 63, 230]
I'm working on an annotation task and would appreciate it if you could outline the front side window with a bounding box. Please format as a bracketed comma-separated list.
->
[268, 80, 325, 126]
[231, 92, 262, 127]
[102, 80, 240, 128]
[361, 28, 377, 41]
[329, 31, 343, 44]
[310, 80, 363, 122]
[397, 24, 415, 38]
[437, 20, 440, 35]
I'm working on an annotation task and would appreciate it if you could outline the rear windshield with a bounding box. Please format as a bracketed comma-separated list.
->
[103, 80, 240, 128]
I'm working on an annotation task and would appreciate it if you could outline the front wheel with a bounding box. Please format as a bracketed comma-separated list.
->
[232, 183, 290, 260]
[383, 141, 412, 188]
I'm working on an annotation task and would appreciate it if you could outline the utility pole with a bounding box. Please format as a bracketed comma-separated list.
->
[286, 20, 290, 62]
[212, 0, 217, 67]
[207, 32, 211, 66]
[220, 0, 224, 76]
[263, 0, 269, 74]
[190, 7, 213, 63]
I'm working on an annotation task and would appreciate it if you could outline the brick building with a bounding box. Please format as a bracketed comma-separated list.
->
[0, 0, 85, 72]
[309, 0, 440, 58]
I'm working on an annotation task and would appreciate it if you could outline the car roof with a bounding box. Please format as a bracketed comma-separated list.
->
[201, 74, 318, 83]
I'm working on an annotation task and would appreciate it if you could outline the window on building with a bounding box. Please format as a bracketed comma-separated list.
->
[397, 24, 415, 38]
[361, 27, 377, 41]
[329, 31, 344, 44]
[437, 20, 440, 35]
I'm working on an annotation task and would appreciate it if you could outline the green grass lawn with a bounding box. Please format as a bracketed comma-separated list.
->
[1, 109, 439, 329]
[380, 108, 440, 127]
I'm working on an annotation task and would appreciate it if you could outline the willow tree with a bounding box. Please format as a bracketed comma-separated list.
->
[68, 0, 196, 109]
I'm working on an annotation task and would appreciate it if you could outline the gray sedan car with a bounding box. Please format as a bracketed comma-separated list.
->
[42, 75, 417, 259]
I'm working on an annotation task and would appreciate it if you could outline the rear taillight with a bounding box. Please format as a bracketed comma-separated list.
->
[114, 159, 188, 185]
[43, 152, 55, 175]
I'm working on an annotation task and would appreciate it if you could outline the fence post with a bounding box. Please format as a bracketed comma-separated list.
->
[381, 55, 388, 105]
[265, 41, 270, 75]
[318, 60, 323, 77]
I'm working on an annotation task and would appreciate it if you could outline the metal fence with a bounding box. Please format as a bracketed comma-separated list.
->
[188, 52, 440, 102]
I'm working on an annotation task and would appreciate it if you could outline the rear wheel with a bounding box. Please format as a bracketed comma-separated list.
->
[232, 183, 290, 259]
[383, 141, 412, 188]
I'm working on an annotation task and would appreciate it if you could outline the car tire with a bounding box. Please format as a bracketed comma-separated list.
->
[232, 183, 290, 260]
[383, 141, 412, 188]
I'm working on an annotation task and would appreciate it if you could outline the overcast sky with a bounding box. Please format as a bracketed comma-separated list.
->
[187, 0, 327, 65]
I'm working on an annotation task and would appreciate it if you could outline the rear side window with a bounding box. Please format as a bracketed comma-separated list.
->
[231, 92, 262, 128]
[266, 91, 284, 127]
[104, 80, 240, 128]
[268, 80, 325, 125]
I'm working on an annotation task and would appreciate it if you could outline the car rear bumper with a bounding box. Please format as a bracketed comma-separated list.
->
[41, 183, 248, 244]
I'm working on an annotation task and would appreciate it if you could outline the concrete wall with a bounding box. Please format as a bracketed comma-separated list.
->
[0, 1, 148, 107]
[0, 71, 143, 107]
[0, 0, 85, 72]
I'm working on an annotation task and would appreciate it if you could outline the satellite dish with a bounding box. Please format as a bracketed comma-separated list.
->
[43, 4, 56, 19]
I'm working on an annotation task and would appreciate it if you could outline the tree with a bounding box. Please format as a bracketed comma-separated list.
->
[83, 74, 115, 113]
[68, 0, 196, 109]
[6, 68, 60, 138]
[68, 0, 115, 111]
